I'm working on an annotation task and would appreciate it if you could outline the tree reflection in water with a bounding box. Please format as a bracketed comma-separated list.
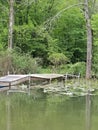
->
[6, 99, 11, 130]
[86, 92, 91, 130]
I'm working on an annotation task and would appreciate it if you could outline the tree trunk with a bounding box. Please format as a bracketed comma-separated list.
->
[84, 0, 92, 79]
[8, 0, 14, 49]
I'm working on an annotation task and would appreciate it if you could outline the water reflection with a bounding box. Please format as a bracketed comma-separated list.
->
[4, 92, 94, 130]
[6, 100, 11, 130]
[86, 92, 91, 130]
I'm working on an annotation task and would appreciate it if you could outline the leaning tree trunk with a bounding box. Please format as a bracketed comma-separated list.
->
[84, 0, 93, 79]
[8, 0, 14, 49]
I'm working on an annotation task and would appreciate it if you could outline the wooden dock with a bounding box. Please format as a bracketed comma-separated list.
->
[0, 74, 64, 93]
[0, 73, 80, 94]
[30, 74, 64, 83]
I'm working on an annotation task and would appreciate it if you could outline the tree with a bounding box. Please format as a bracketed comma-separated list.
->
[84, 0, 92, 79]
[84, 0, 96, 79]
[8, 0, 14, 49]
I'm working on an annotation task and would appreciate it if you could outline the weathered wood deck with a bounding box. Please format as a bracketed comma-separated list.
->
[0, 73, 80, 94]
[30, 74, 64, 83]
[0, 75, 29, 88]
[30, 74, 63, 79]
[0, 74, 64, 93]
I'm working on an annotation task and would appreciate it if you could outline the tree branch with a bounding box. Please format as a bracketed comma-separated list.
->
[44, 3, 85, 30]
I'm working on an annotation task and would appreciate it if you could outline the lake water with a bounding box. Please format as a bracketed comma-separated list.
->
[0, 91, 98, 130]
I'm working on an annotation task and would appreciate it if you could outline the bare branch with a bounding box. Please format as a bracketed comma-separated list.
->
[43, 3, 85, 30]
[51, 3, 84, 21]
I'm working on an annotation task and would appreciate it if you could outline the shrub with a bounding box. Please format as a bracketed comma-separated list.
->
[67, 62, 86, 77]
[0, 50, 39, 76]
[48, 53, 68, 66]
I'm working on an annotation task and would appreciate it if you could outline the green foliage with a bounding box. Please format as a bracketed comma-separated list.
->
[92, 13, 98, 44]
[91, 13, 98, 76]
[0, 50, 10, 75]
[92, 50, 98, 77]
[11, 51, 38, 74]
[0, 43, 4, 51]
[0, 0, 98, 75]
[92, 14, 98, 32]
[67, 62, 86, 76]
[14, 24, 59, 65]
[0, 28, 8, 48]
[48, 52, 69, 73]
[0, 50, 39, 76]
[51, 8, 86, 62]
[71, 48, 86, 63]
[13, 24, 34, 53]
[0, 0, 87, 64]
[0, 1, 8, 48]
[48, 52, 68, 66]
[38, 67, 52, 74]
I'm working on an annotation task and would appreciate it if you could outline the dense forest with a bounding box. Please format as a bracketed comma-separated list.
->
[0, 0, 98, 77]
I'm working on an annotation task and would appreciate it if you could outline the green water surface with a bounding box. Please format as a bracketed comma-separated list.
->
[0, 92, 98, 130]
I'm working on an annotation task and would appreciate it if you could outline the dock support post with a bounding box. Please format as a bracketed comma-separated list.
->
[28, 75, 31, 95]
[65, 73, 67, 87]
[9, 82, 11, 90]
[49, 78, 51, 84]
